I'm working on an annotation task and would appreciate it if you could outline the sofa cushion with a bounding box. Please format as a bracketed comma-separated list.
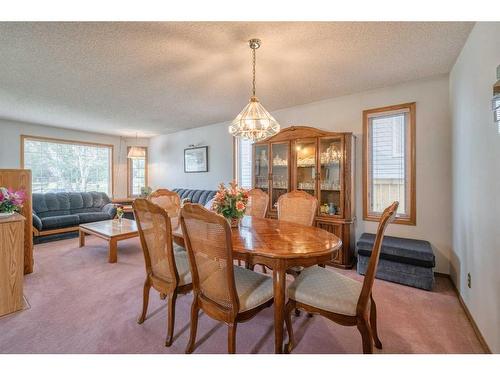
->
[90, 192, 103, 208]
[69, 192, 84, 209]
[32, 212, 43, 231]
[81, 192, 94, 208]
[77, 212, 113, 224]
[35, 193, 71, 218]
[70, 207, 101, 214]
[32, 193, 49, 214]
[356, 233, 435, 268]
[40, 214, 80, 230]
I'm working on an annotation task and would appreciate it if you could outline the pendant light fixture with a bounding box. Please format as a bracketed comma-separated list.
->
[229, 39, 280, 142]
[127, 133, 146, 159]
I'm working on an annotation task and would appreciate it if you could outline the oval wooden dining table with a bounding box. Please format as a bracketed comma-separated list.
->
[172, 215, 342, 354]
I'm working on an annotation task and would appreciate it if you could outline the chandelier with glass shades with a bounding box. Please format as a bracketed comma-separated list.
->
[229, 39, 280, 142]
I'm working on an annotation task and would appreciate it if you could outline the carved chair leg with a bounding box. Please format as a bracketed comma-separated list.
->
[228, 322, 238, 354]
[357, 317, 374, 354]
[284, 300, 295, 354]
[185, 298, 199, 354]
[370, 294, 382, 349]
[165, 292, 177, 347]
[137, 278, 151, 324]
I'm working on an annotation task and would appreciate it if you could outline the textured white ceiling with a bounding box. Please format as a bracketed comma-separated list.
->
[0, 22, 473, 137]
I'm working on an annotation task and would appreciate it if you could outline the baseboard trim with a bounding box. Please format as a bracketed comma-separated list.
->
[434, 272, 492, 353]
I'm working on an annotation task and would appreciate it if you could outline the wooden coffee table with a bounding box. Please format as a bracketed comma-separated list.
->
[79, 219, 139, 263]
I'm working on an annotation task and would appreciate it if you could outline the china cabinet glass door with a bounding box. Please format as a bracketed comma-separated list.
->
[253, 144, 269, 194]
[294, 139, 317, 197]
[319, 137, 343, 217]
[270, 142, 289, 209]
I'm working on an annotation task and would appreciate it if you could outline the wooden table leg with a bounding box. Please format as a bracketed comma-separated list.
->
[273, 261, 286, 354]
[79, 230, 85, 248]
[108, 238, 118, 263]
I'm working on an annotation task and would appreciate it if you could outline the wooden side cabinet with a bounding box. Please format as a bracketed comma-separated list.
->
[0, 213, 25, 317]
[253, 126, 356, 268]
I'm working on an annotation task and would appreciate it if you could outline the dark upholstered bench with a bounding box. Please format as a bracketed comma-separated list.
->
[356, 233, 435, 290]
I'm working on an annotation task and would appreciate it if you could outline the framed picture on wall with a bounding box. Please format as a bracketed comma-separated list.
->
[184, 146, 208, 173]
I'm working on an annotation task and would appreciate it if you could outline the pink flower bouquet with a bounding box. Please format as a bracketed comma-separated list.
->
[0, 187, 26, 216]
[211, 181, 248, 227]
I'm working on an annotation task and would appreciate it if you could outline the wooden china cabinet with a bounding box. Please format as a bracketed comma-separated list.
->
[252, 126, 356, 268]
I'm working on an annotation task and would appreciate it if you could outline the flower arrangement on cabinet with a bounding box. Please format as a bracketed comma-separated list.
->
[211, 181, 248, 227]
[0, 187, 26, 217]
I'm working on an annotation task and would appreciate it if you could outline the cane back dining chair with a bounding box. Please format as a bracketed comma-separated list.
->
[149, 189, 181, 221]
[243, 188, 269, 271]
[246, 188, 269, 219]
[180, 203, 278, 354]
[284, 201, 399, 354]
[277, 190, 319, 280]
[277, 190, 318, 227]
[133, 198, 192, 347]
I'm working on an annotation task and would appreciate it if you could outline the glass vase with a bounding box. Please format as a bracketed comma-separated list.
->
[227, 217, 240, 228]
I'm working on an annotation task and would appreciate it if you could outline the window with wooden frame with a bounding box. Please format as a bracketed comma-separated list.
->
[127, 147, 148, 197]
[233, 137, 253, 189]
[21, 135, 113, 196]
[363, 102, 416, 225]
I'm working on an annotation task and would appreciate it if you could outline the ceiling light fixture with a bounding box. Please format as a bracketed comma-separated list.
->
[127, 133, 145, 159]
[229, 39, 280, 143]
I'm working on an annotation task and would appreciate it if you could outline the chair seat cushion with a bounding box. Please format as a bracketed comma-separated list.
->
[40, 214, 80, 230]
[233, 266, 273, 312]
[77, 212, 113, 224]
[288, 266, 362, 316]
[174, 251, 192, 286]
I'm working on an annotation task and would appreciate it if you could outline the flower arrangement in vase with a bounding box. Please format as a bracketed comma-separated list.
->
[115, 205, 125, 223]
[0, 187, 26, 218]
[211, 181, 248, 227]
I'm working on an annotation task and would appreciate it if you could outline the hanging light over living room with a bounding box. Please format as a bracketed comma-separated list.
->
[127, 133, 146, 159]
[229, 39, 280, 142]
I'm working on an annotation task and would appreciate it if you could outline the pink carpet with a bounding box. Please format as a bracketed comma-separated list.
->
[0, 236, 485, 354]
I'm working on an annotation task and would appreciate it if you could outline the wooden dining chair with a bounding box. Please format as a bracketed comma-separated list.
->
[149, 189, 184, 249]
[133, 198, 193, 347]
[246, 188, 269, 218]
[180, 203, 278, 354]
[149, 189, 181, 219]
[277, 190, 318, 227]
[242, 188, 269, 271]
[278, 190, 318, 280]
[284, 201, 399, 354]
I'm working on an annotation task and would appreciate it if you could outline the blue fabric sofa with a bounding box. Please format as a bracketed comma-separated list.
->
[32, 192, 116, 236]
[172, 188, 216, 206]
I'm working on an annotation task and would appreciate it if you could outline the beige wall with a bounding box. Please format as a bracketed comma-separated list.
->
[149, 122, 233, 191]
[0, 119, 148, 198]
[149, 75, 453, 273]
[450, 22, 500, 353]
